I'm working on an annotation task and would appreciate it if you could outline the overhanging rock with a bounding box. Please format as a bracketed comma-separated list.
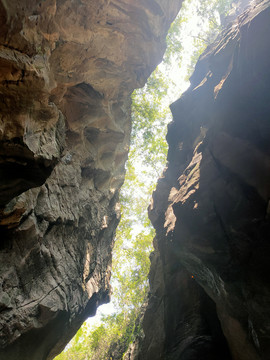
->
[0, 1, 182, 359]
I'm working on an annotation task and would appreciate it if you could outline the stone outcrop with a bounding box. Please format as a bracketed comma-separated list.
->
[140, 1, 270, 359]
[0, 1, 181, 359]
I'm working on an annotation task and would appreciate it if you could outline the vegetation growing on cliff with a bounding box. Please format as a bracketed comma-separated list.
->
[55, 0, 234, 359]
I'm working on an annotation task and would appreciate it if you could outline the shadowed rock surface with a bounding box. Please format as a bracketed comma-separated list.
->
[139, 1, 270, 359]
[0, 1, 182, 359]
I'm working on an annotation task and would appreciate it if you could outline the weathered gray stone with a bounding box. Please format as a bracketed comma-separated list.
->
[0, 1, 182, 359]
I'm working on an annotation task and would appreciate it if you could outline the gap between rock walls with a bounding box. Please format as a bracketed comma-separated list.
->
[0, 1, 268, 360]
[54, 1, 258, 359]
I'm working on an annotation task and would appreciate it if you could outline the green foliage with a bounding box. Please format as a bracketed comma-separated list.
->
[55, 325, 90, 360]
[165, 0, 234, 80]
[55, 0, 234, 359]
[130, 68, 170, 177]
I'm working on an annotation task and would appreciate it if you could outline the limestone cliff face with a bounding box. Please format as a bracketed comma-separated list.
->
[0, 1, 181, 359]
[141, 1, 270, 359]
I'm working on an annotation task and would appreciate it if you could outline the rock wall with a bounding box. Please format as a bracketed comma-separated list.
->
[140, 1, 270, 359]
[0, 1, 182, 359]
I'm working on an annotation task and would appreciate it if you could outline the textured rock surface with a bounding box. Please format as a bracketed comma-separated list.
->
[0, 1, 182, 359]
[140, 1, 270, 359]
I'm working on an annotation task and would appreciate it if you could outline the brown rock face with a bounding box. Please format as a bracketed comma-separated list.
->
[140, 1, 270, 360]
[0, 1, 181, 359]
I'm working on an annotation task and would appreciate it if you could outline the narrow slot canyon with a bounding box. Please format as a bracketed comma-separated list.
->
[0, 1, 270, 360]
